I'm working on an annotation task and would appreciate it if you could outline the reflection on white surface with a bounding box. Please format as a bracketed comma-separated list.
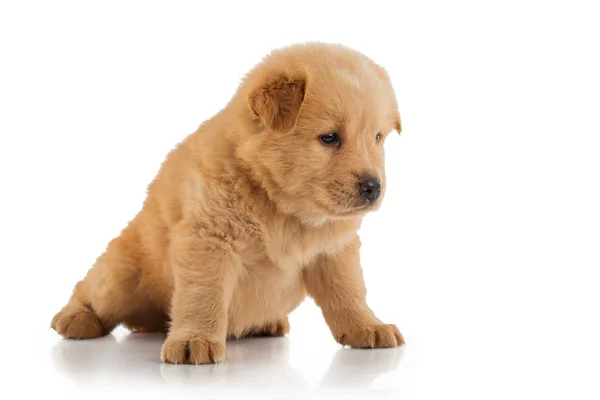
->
[320, 345, 404, 388]
[51, 330, 403, 395]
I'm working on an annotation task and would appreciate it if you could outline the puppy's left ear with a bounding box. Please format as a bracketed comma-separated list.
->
[248, 76, 306, 134]
[394, 111, 402, 135]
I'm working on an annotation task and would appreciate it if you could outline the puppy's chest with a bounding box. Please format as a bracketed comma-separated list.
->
[235, 218, 358, 271]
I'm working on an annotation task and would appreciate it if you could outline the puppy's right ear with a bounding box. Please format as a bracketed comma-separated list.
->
[248, 76, 306, 134]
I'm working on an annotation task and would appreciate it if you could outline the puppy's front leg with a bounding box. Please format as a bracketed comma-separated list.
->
[304, 237, 405, 348]
[161, 222, 239, 364]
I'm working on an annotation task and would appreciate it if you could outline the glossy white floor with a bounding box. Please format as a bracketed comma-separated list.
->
[2, 1, 599, 399]
[8, 244, 600, 400]
[41, 310, 408, 399]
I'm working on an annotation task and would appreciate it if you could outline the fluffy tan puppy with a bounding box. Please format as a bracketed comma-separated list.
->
[51, 42, 404, 364]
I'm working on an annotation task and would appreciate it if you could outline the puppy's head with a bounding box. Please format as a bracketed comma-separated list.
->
[239, 43, 401, 225]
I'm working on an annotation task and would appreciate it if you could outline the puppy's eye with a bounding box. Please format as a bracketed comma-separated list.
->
[319, 133, 339, 146]
[375, 133, 382, 143]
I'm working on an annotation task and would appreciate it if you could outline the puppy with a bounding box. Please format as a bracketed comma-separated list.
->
[51, 42, 404, 364]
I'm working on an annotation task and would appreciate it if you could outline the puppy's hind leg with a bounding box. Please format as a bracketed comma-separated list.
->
[238, 317, 290, 339]
[123, 308, 169, 334]
[51, 281, 109, 339]
[51, 233, 144, 339]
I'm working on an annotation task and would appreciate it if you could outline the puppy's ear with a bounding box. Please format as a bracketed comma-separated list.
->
[394, 112, 402, 135]
[248, 76, 306, 134]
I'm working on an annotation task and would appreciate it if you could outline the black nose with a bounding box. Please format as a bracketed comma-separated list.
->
[358, 178, 381, 202]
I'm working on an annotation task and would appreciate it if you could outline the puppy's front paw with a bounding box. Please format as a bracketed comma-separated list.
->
[335, 324, 405, 349]
[161, 332, 226, 365]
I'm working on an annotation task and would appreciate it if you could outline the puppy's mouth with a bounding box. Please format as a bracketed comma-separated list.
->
[315, 196, 378, 219]
[339, 204, 373, 216]
[312, 180, 383, 219]
[347, 196, 382, 213]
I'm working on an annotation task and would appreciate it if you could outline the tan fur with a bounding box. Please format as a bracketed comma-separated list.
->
[51, 42, 404, 364]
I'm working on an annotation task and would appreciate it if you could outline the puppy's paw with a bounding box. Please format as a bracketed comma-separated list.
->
[244, 317, 290, 338]
[335, 324, 405, 349]
[51, 305, 104, 339]
[161, 332, 226, 365]
[262, 317, 290, 337]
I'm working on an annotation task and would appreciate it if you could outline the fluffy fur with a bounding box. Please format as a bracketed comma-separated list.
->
[51, 42, 405, 364]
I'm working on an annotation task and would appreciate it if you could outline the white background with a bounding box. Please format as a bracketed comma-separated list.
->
[1, 1, 599, 399]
